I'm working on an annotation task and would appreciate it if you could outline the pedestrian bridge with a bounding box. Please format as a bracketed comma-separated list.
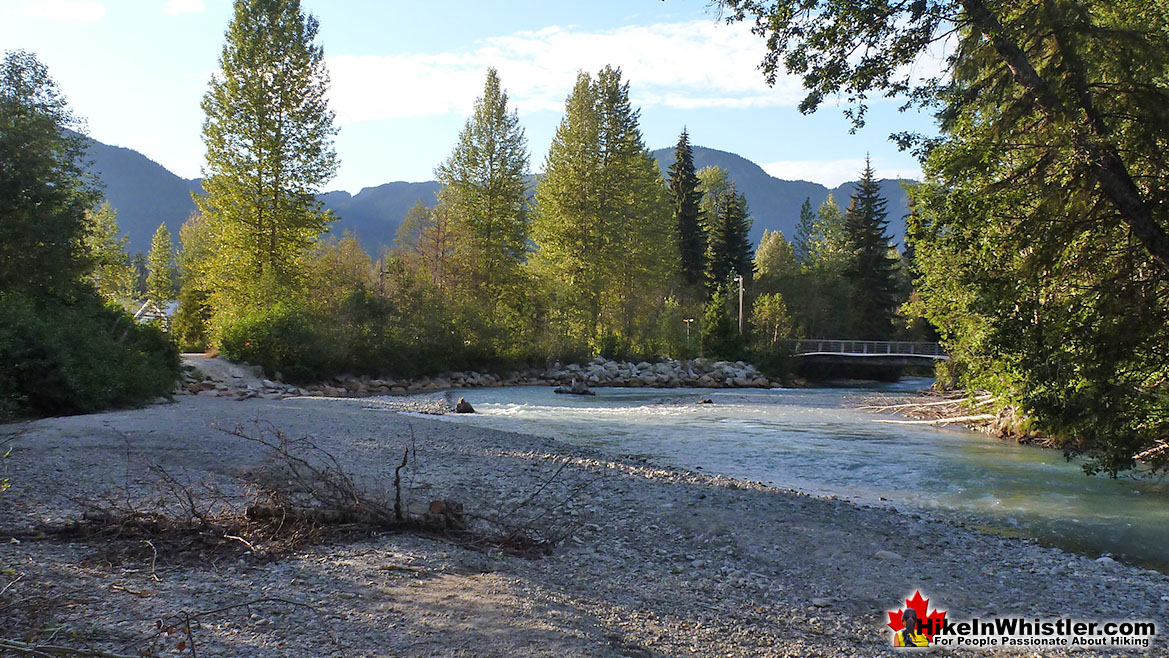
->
[781, 339, 949, 363]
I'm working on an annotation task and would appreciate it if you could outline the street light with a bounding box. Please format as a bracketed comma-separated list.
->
[683, 317, 695, 341]
[733, 274, 744, 335]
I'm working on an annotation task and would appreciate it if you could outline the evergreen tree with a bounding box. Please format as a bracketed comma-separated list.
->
[704, 183, 753, 291]
[594, 66, 676, 347]
[792, 197, 817, 266]
[146, 223, 176, 302]
[667, 128, 705, 288]
[842, 157, 899, 338]
[434, 68, 530, 299]
[197, 0, 338, 310]
[813, 193, 848, 268]
[82, 202, 136, 302]
[699, 284, 747, 360]
[0, 50, 99, 300]
[173, 212, 215, 351]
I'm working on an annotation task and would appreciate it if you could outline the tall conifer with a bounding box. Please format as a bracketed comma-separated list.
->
[842, 157, 898, 338]
[704, 184, 753, 290]
[792, 197, 817, 266]
[667, 129, 705, 288]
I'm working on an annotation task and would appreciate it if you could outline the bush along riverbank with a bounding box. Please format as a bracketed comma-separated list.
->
[175, 355, 777, 400]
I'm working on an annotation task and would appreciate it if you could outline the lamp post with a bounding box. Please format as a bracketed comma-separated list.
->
[683, 317, 695, 341]
[733, 275, 744, 335]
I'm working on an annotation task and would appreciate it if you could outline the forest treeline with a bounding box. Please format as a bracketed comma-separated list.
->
[157, 1, 916, 383]
[3, 0, 1165, 479]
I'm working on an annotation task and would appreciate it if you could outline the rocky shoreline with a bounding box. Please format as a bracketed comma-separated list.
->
[176, 355, 776, 400]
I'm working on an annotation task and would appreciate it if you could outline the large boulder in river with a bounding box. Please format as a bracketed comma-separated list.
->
[454, 397, 475, 413]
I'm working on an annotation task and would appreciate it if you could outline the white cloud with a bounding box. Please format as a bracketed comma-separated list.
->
[162, 0, 205, 15]
[17, 0, 105, 22]
[326, 19, 808, 124]
[762, 159, 922, 188]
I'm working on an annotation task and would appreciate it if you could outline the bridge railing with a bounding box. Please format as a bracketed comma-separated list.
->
[780, 339, 949, 359]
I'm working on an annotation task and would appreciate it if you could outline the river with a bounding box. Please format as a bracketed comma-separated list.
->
[414, 381, 1169, 570]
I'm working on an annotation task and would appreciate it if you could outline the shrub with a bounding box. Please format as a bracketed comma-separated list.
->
[217, 299, 341, 383]
[0, 292, 180, 420]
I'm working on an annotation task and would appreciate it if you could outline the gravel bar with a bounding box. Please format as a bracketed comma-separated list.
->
[1, 395, 1166, 656]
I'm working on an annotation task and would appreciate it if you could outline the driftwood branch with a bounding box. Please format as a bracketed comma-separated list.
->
[862, 394, 995, 412]
[875, 414, 997, 425]
[0, 638, 137, 658]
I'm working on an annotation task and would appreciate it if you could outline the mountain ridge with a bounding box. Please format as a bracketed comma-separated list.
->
[82, 136, 912, 256]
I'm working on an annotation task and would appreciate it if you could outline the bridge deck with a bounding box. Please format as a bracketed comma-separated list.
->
[781, 339, 949, 360]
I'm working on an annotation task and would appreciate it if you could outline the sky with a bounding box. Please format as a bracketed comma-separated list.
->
[0, 0, 941, 194]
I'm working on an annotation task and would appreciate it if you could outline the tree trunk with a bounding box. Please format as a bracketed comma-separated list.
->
[959, 0, 1169, 278]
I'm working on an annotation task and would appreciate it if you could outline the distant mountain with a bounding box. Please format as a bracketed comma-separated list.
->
[80, 136, 913, 257]
[650, 145, 913, 247]
[320, 181, 439, 249]
[81, 136, 202, 254]
[80, 135, 435, 254]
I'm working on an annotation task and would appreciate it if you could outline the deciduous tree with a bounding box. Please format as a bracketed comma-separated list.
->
[197, 0, 338, 311]
[434, 68, 530, 300]
[532, 67, 677, 352]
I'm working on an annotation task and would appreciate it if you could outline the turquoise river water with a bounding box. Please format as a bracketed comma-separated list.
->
[411, 381, 1169, 570]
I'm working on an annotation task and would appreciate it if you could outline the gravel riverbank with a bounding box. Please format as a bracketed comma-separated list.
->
[1, 395, 1166, 656]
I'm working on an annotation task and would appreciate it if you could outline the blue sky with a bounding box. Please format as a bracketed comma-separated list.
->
[0, 0, 939, 194]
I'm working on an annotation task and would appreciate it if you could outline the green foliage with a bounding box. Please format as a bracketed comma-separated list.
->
[531, 66, 678, 353]
[173, 213, 214, 352]
[218, 297, 338, 383]
[842, 158, 899, 339]
[704, 182, 753, 291]
[667, 129, 706, 290]
[146, 223, 176, 302]
[750, 292, 792, 348]
[792, 198, 816, 266]
[0, 50, 99, 301]
[812, 194, 848, 269]
[0, 293, 179, 419]
[196, 0, 338, 314]
[904, 1, 1169, 476]
[700, 285, 748, 361]
[434, 68, 530, 302]
[0, 50, 177, 419]
[82, 202, 136, 303]
[754, 229, 797, 282]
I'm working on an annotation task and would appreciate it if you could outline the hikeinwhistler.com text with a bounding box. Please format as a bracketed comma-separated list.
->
[928, 617, 1157, 649]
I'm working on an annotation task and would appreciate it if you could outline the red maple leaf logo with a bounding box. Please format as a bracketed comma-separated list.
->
[887, 590, 947, 641]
